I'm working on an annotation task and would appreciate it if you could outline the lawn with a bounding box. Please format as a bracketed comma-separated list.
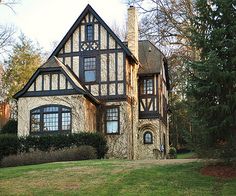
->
[0, 159, 235, 196]
[177, 152, 196, 159]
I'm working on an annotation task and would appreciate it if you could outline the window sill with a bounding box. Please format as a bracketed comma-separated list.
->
[105, 132, 120, 135]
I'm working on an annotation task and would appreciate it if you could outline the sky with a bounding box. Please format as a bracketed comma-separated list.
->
[0, 0, 128, 60]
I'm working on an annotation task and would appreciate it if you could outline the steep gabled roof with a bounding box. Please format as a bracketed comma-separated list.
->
[14, 57, 100, 104]
[138, 40, 170, 90]
[48, 4, 138, 64]
[138, 40, 164, 74]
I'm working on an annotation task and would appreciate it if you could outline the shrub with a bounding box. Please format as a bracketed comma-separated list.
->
[168, 147, 177, 159]
[0, 134, 20, 160]
[77, 145, 97, 160]
[0, 146, 97, 167]
[1, 120, 17, 135]
[0, 132, 108, 160]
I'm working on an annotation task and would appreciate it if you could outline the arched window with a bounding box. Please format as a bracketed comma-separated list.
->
[30, 105, 71, 134]
[143, 131, 153, 144]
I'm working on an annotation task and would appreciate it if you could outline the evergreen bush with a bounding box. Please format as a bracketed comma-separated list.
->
[0, 133, 108, 161]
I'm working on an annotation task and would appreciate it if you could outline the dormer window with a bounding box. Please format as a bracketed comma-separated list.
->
[86, 24, 93, 41]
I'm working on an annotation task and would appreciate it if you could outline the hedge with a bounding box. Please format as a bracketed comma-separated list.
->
[0, 120, 17, 135]
[0, 133, 108, 160]
[1, 146, 97, 167]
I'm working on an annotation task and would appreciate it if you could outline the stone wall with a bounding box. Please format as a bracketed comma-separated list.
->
[137, 119, 168, 159]
[17, 95, 97, 136]
[104, 101, 133, 159]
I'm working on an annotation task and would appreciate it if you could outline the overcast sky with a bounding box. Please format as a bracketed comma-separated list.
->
[0, 0, 128, 58]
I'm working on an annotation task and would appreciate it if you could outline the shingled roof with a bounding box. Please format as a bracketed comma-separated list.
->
[138, 40, 165, 75]
[138, 40, 170, 90]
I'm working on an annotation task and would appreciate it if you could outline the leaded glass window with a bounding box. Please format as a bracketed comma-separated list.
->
[30, 105, 71, 134]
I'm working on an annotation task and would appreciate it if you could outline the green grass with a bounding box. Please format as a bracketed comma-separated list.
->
[0, 159, 235, 195]
[177, 152, 196, 159]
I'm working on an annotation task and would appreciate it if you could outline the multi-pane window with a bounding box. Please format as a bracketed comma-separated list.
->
[62, 108, 71, 131]
[86, 24, 93, 41]
[30, 105, 71, 134]
[106, 107, 119, 134]
[84, 57, 96, 82]
[31, 113, 40, 132]
[43, 113, 58, 131]
[140, 78, 153, 94]
[143, 131, 153, 144]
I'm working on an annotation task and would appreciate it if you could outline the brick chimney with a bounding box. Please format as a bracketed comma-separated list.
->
[127, 6, 138, 59]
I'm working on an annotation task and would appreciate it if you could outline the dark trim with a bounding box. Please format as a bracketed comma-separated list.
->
[139, 112, 160, 119]
[123, 52, 127, 95]
[42, 74, 44, 91]
[49, 73, 52, 90]
[14, 65, 87, 99]
[22, 89, 79, 97]
[156, 74, 159, 112]
[57, 48, 124, 57]
[48, 4, 138, 64]
[107, 53, 109, 95]
[115, 43, 118, 95]
[79, 25, 81, 51]
[163, 58, 170, 90]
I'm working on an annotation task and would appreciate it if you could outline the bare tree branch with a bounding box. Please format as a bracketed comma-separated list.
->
[0, 0, 20, 14]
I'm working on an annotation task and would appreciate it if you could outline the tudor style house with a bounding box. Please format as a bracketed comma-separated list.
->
[14, 5, 170, 159]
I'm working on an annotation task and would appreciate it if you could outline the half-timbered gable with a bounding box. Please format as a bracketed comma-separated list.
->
[48, 5, 137, 101]
[14, 57, 98, 101]
[138, 40, 169, 121]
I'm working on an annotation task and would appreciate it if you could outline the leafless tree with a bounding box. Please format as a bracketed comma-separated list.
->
[126, 0, 198, 92]
[0, 25, 15, 56]
[0, 0, 20, 58]
[0, 0, 19, 13]
[111, 21, 127, 41]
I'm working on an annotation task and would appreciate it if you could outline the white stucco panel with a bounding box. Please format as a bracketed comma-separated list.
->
[17, 95, 89, 137]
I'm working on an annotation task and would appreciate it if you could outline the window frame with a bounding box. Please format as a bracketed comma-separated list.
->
[105, 106, 120, 135]
[143, 131, 153, 144]
[86, 24, 94, 41]
[30, 104, 72, 135]
[83, 56, 97, 83]
[140, 77, 154, 95]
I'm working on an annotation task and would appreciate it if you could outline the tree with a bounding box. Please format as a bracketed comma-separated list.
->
[0, 1, 19, 58]
[3, 34, 42, 99]
[187, 0, 236, 160]
[127, 0, 196, 149]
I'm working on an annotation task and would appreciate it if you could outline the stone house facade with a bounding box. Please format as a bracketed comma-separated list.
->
[14, 5, 170, 159]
